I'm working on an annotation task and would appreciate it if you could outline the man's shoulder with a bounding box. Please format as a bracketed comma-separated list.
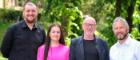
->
[70, 37, 81, 46]
[71, 36, 82, 44]
[72, 36, 82, 41]
[130, 38, 140, 47]
[131, 38, 140, 43]
[110, 42, 118, 50]
[36, 26, 45, 35]
[37, 26, 45, 31]
[110, 43, 117, 56]
[35, 22, 45, 31]
[10, 21, 24, 27]
[95, 37, 107, 44]
[7, 21, 21, 30]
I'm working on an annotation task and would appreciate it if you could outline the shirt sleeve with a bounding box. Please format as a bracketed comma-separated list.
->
[42, 28, 46, 44]
[103, 41, 110, 60]
[1, 26, 15, 58]
[37, 45, 45, 60]
[66, 47, 69, 60]
[135, 44, 140, 60]
[109, 46, 114, 60]
[69, 39, 76, 60]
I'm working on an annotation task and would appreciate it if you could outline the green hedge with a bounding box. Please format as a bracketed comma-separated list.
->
[0, 8, 22, 22]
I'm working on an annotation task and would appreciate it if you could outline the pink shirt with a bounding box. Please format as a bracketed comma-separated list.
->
[37, 44, 69, 60]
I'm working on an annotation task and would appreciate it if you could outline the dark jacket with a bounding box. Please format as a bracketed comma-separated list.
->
[1, 21, 46, 60]
[70, 36, 109, 60]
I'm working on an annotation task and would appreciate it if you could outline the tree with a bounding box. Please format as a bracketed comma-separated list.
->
[126, 0, 136, 32]
[115, 0, 121, 16]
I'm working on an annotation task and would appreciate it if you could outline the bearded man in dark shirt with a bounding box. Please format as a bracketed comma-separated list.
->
[1, 1, 46, 60]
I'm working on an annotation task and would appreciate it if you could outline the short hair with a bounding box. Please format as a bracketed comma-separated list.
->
[83, 15, 96, 25]
[23, 1, 37, 10]
[112, 17, 129, 30]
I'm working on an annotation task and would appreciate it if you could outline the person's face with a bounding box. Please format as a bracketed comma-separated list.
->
[23, 4, 38, 23]
[82, 19, 96, 34]
[49, 26, 61, 41]
[113, 21, 129, 40]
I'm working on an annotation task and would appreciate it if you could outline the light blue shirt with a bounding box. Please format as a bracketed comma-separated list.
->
[110, 35, 140, 60]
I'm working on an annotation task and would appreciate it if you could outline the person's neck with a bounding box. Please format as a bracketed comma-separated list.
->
[119, 35, 128, 45]
[83, 33, 94, 40]
[50, 40, 60, 47]
[25, 21, 34, 30]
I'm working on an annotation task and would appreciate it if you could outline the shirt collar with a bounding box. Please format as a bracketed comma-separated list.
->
[116, 34, 131, 47]
[21, 20, 38, 30]
[82, 34, 96, 41]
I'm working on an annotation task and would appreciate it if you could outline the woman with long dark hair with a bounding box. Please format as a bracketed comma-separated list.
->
[37, 24, 69, 60]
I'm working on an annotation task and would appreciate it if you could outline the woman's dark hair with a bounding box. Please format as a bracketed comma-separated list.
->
[44, 23, 65, 60]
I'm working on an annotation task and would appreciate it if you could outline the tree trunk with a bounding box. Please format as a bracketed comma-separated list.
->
[61, 16, 68, 37]
[115, 0, 121, 17]
[126, 0, 136, 32]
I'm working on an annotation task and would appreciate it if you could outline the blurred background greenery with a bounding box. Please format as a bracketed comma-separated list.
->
[0, 0, 140, 59]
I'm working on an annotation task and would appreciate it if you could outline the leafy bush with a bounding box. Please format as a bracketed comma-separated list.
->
[0, 9, 22, 22]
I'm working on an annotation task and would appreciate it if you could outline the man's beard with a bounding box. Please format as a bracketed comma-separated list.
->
[27, 19, 35, 23]
[117, 33, 128, 40]
[25, 18, 36, 23]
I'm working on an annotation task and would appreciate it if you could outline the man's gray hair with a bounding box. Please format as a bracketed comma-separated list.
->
[83, 15, 96, 25]
[112, 17, 129, 30]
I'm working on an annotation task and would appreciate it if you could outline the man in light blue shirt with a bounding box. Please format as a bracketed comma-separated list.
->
[110, 17, 140, 60]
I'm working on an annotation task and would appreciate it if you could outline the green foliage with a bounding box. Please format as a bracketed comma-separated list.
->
[131, 0, 140, 41]
[80, 0, 140, 47]
[0, 9, 22, 22]
[81, 0, 116, 47]
[0, 0, 140, 48]
[38, 0, 83, 46]
[0, 2, 140, 59]
[34, 0, 140, 47]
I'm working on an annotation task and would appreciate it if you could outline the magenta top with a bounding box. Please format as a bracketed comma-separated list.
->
[37, 44, 69, 60]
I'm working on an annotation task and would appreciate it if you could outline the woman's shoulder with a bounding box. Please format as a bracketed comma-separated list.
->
[59, 44, 69, 50]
